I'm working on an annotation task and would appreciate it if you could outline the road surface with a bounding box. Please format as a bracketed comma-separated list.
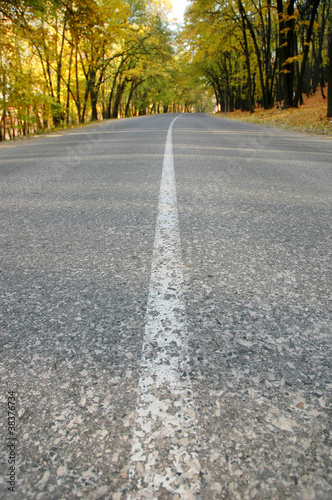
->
[0, 114, 331, 499]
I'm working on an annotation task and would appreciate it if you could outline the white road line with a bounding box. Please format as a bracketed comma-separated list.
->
[128, 116, 201, 499]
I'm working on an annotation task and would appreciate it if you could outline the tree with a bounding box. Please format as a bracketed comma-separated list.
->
[182, 0, 330, 114]
[294, 0, 321, 107]
[328, 27, 332, 117]
[0, 0, 209, 140]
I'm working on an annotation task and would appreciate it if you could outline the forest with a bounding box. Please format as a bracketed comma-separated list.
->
[0, 0, 331, 141]
[182, 0, 332, 115]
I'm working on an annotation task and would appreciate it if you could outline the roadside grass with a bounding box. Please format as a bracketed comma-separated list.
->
[214, 87, 332, 137]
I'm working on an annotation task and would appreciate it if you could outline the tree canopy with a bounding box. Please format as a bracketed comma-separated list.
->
[181, 0, 331, 113]
[0, 0, 211, 139]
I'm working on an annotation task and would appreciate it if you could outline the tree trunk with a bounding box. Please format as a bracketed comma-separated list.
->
[277, 0, 296, 108]
[239, 1, 253, 113]
[56, 20, 67, 124]
[319, 0, 329, 98]
[1, 68, 5, 140]
[239, 0, 267, 109]
[66, 44, 73, 125]
[75, 49, 83, 123]
[125, 79, 141, 117]
[327, 30, 332, 117]
[107, 71, 120, 119]
[81, 77, 90, 123]
[112, 80, 126, 119]
[265, 0, 274, 108]
[90, 70, 98, 121]
[294, 0, 321, 107]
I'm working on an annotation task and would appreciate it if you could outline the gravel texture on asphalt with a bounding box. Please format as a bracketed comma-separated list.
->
[0, 114, 331, 499]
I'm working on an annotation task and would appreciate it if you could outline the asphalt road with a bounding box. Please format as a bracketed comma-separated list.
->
[0, 113, 331, 499]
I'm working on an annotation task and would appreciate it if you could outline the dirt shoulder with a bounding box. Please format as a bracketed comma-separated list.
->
[212, 88, 332, 138]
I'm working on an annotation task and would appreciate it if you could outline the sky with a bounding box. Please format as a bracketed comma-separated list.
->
[171, 0, 190, 23]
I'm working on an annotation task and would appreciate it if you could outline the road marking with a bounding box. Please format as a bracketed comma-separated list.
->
[175, 145, 332, 156]
[128, 116, 201, 498]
